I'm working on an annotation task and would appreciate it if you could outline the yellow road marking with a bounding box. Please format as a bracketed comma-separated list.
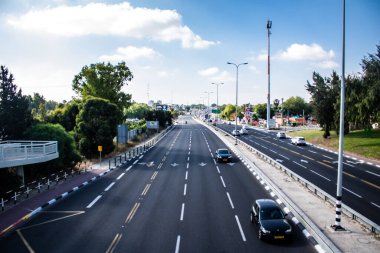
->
[141, 184, 151, 196]
[323, 160, 332, 164]
[360, 180, 380, 191]
[317, 161, 335, 169]
[125, 202, 140, 224]
[106, 233, 122, 253]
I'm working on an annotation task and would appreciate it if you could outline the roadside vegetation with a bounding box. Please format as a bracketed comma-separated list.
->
[286, 129, 380, 161]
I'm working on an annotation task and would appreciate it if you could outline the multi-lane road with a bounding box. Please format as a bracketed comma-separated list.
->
[0, 116, 315, 252]
[217, 122, 380, 226]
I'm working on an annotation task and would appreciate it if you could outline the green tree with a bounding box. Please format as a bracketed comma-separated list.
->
[221, 104, 235, 120]
[145, 110, 173, 128]
[0, 65, 32, 139]
[48, 100, 80, 132]
[72, 62, 133, 110]
[75, 97, 122, 158]
[254, 103, 274, 119]
[124, 103, 151, 119]
[282, 96, 311, 117]
[24, 123, 81, 170]
[306, 72, 339, 138]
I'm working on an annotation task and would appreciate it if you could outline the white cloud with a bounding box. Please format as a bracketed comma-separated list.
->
[312, 60, 339, 69]
[277, 43, 335, 61]
[210, 70, 234, 83]
[99, 46, 158, 62]
[198, 67, 219, 76]
[7, 2, 218, 49]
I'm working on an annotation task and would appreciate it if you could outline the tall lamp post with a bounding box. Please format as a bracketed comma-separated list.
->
[266, 20, 272, 130]
[227, 62, 248, 145]
[212, 82, 224, 123]
[333, 0, 346, 231]
[204, 91, 214, 120]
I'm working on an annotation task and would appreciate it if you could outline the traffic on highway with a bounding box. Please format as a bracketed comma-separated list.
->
[0, 116, 315, 252]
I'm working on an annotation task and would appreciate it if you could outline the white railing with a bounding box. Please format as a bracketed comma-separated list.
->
[0, 141, 58, 168]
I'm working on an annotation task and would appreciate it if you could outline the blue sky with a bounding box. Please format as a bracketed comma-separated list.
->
[0, 0, 379, 106]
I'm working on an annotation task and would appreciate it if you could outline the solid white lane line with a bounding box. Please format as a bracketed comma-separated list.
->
[293, 161, 307, 169]
[116, 173, 125, 180]
[86, 195, 102, 208]
[180, 203, 185, 221]
[279, 154, 290, 160]
[133, 160, 138, 165]
[175, 235, 181, 253]
[226, 192, 234, 209]
[323, 155, 334, 160]
[105, 182, 116, 192]
[17, 230, 35, 253]
[106, 233, 122, 253]
[342, 187, 362, 198]
[185, 171, 188, 180]
[141, 184, 151, 196]
[366, 170, 380, 177]
[371, 202, 380, 208]
[235, 215, 247, 242]
[310, 170, 331, 181]
[220, 176, 226, 188]
[126, 165, 132, 171]
[183, 184, 187, 196]
[151, 171, 158, 180]
[308, 150, 317, 154]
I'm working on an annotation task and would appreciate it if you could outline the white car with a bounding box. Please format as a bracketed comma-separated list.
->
[232, 129, 241, 136]
[291, 137, 306, 146]
[239, 128, 248, 135]
[276, 132, 286, 139]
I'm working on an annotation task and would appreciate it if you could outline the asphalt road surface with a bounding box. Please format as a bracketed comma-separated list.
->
[216, 122, 380, 226]
[0, 117, 315, 253]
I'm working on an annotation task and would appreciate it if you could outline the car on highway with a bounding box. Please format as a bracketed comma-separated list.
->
[250, 199, 292, 241]
[276, 132, 286, 139]
[215, 148, 232, 163]
[239, 128, 248, 135]
[291, 136, 306, 145]
[232, 129, 241, 136]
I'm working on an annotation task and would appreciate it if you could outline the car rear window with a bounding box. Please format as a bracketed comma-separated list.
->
[219, 149, 229, 154]
[260, 207, 284, 220]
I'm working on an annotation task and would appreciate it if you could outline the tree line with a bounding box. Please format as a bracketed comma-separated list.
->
[0, 62, 173, 190]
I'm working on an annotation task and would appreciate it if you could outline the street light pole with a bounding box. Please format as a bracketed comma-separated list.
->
[212, 82, 224, 123]
[266, 20, 272, 130]
[333, 0, 346, 231]
[204, 91, 214, 119]
[227, 62, 248, 145]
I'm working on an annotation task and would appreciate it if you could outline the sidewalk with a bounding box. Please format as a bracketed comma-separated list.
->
[0, 159, 113, 237]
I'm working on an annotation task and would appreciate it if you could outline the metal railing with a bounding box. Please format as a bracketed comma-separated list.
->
[0, 141, 58, 168]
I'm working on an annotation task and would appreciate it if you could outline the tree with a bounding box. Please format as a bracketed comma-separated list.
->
[282, 96, 311, 117]
[72, 62, 133, 110]
[0, 65, 32, 140]
[24, 123, 81, 170]
[75, 97, 122, 158]
[124, 103, 151, 120]
[221, 104, 235, 120]
[48, 100, 80, 132]
[306, 72, 339, 138]
[254, 103, 274, 119]
[145, 110, 173, 128]
[273, 99, 280, 112]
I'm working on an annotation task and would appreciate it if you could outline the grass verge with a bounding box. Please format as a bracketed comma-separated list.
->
[286, 128, 380, 161]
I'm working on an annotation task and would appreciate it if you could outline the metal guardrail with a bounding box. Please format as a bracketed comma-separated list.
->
[0, 141, 58, 168]
[0, 126, 173, 212]
[215, 125, 379, 234]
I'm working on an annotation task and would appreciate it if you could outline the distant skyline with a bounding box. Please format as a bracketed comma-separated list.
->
[0, 0, 379, 106]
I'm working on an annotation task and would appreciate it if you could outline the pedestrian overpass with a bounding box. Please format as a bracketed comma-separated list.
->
[0, 141, 59, 183]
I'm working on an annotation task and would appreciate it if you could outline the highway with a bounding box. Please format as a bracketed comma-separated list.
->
[216, 123, 380, 226]
[0, 116, 315, 253]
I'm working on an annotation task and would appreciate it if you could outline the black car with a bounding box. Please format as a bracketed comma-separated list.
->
[215, 148, 232, 163]
[250, 199, 292, 241]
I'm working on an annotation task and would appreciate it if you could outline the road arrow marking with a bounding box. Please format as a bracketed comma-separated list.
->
[228, 163, 235, 166]
[146, 162, 154, 167]
[138, 163, 146, 165]
[199, 162, 207, 167]
[275, 159, 283, 163]
[171, 163, 179, 167]
[300, 160, 309, 163]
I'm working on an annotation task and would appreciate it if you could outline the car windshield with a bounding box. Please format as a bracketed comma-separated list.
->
[218, 149, 229, 154]
[260, 207, 285, 220]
